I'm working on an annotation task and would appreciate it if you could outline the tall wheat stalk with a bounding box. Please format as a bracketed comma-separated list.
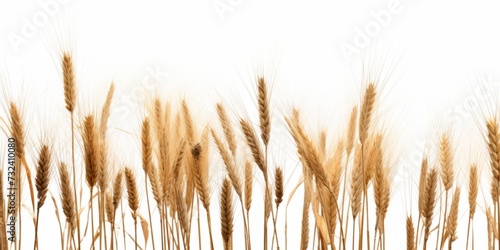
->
[61, 52, 82, 250]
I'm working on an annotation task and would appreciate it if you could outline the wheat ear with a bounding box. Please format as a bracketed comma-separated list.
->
[423, 168, 438, 250]
[34, 144, 52, 250]
[407, 216, 415, 250]
[466, 164, 478, 250]
[59, 162, 76, 244]
[258, 77, 271, 146]
[124, 167, 139, 250]
[220, 178, 234, 250]
[216, 103, 237, 157]
[445, 188, 460, 250]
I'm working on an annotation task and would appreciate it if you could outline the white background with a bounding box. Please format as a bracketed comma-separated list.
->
[1, 0, 500, 249]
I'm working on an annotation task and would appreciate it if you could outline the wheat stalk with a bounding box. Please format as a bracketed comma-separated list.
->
[61, 51, 82, 250]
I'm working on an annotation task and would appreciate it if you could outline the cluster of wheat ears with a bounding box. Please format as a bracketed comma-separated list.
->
[0, 51, 498, 250]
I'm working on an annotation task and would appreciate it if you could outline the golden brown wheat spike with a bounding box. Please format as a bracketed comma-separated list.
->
[62, 52, 76, 113]
[325, 140, 344, 237]
[220, 178, 234, 250]
[418, 158, 429, 217]
[216, 103, 237, 157]
[244, 161, 253, 211]
[440, 134, 454, 191]
[112, 171, 123, 211]
[366, 134, 381, 188]
[373, 134, 389, 233]
[257, 77, 271, 146]
[300, 176, 312, 250]
[287, 111, 329, 188]
[35, 144, 52, 209]
[165, 140, 186, 209]
[142, 117, 153, 174]
[100, 83, 115, 137]
[406, 216, 415, 250]
[351, 143, 363, 219]
[346, 105, 358, 157]
[154, 100, 171, 204]
[211, 129, 242, 198]
[9, 102, 25, 160]
[175, 187, 189, 238]
[59, 162, 76, 233]
[193, 129, 211, 209]
[105, 192, 114, 223]
[83, 115, 99, 188]
[240, 119, 266, 173]
[487, 119, 500, 201]
[148, 164, 163, 206]
[445, 188, 460, 246]
[98, 138, 110, 192]
[182, 99, 195, 145]
[487, 207, 495, 250]
[423, 168, 438, 246]
[275, 167, 283, 207]
[468, 164, 478, 218]
[358, 83, 376, 144]
[124, 167, 139, 219]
